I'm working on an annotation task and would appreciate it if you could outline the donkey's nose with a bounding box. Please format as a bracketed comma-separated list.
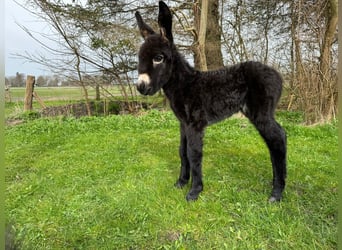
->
[137, 73, 152, 95]
[137, 82, 149, 95]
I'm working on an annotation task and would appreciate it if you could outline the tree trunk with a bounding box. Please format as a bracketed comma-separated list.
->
[319, 0, 338, 78]
[74, 49, 92, 116]
[205, 0, 224, 70]
[193, 0, 223, 71]
[293, 0, 304, 84]
[318, 0, 338, 121]
[95, 82, 100, 101]
[197, 0, 209, 71]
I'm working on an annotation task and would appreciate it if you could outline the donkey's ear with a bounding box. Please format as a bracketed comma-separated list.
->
[158, 1, 173, 42]
[135, 11, 155, 40]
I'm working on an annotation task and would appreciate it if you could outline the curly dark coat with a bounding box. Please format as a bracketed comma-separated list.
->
[135, 1, 287, 202]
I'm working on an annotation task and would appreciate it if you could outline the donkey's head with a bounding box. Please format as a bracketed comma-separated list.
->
[135, 1, 174, 95]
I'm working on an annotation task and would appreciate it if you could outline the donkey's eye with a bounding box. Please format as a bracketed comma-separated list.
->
[153, 54, 164, 64]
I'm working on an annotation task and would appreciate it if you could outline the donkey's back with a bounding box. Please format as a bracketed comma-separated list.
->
[196, 61, 283, 125]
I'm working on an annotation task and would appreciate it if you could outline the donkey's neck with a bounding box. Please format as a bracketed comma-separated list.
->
[162, 48, 198, 98]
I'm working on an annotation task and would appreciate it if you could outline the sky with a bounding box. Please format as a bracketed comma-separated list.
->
[5, 0, 55, 77]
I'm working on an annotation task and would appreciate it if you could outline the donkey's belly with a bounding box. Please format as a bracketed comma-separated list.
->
[206, 108, 238, 125]
[204, 87, 247, 125]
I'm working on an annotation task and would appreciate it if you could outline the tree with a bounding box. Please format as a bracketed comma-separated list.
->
[320, 0, 338, 78]
[16, 0, 337, 122]
[194, 0, 208, 71]
[193, 0, 224, 70]
[318, 0, 338, 121]
[220, 0, 337, 123]
[14, 72, 25, 87]
[205, 0, 224, 70]
[36, 75, 47, 86]
[287, 0, 338, 123]
[19, 0, 144, 114]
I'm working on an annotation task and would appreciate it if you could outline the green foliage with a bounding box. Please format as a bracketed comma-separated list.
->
[5, 111, 337, 249]
[12, 110, 41, 122]
[91, 37, 107, 49]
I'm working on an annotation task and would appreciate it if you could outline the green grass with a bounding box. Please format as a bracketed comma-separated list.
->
[5, 111, 337, 249]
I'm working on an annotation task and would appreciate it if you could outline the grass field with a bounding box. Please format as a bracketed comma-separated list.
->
[5, 86, 162, 118]
[5, 110, 337, 249]
[5, 87, 110, 118]
[7, 86, 123, 101]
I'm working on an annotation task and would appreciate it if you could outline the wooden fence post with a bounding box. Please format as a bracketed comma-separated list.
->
[24, 75, 35, 111]
[5, 85, 11, 102]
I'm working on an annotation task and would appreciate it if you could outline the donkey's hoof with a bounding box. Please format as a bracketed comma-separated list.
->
[174, 179, 188, 189]
[185, 188, 202, 201]
[269, 195, 282, 203]
[269, 189, 283, 202]
[186, 192, 199, 202]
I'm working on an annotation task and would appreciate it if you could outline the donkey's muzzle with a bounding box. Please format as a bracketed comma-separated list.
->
[137, 82, 153, 95]
[137, 73, 153, 95]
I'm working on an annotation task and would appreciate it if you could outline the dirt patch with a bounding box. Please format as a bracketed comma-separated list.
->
[6, 119, 25, 126]
[164, 231, 182, 241]
[41, 102, 99, 118]
[5, 101, 153, 126]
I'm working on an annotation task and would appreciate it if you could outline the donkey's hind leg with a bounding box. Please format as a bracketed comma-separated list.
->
[249, 114, 287, 202]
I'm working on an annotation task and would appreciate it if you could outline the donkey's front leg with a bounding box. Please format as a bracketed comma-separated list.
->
[175, 123, 190, 188]
[185, 127, 204, 201]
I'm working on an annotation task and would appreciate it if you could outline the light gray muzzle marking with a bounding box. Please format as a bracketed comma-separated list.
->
[137, 73, 151, 86]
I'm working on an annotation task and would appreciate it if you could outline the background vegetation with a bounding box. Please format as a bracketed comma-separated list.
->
[6, 0, 338, 124]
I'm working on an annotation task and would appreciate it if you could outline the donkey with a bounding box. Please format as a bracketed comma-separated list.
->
[135, 1, 287, 202]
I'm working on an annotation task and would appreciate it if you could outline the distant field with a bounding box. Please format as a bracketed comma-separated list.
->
[6, 86, 127, 102]
[5, 86, 163, 118]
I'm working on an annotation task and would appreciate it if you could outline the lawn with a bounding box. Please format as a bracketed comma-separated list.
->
[5, 111, 337, 249]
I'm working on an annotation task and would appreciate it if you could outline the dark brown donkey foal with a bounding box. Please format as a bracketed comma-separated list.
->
[135, 1, 287, 202]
